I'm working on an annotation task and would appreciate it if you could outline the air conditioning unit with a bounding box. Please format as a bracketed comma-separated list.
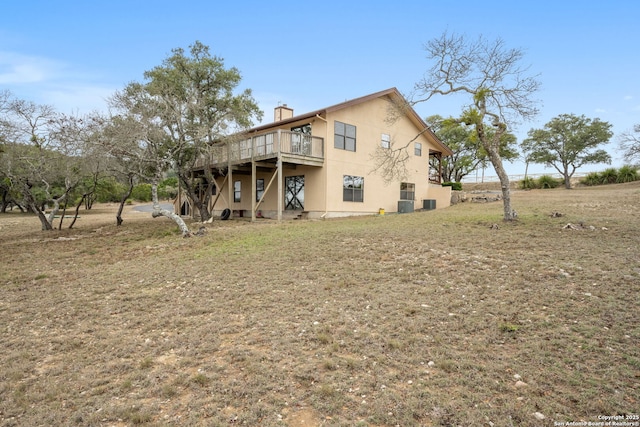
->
[422, 199, 436, 210]
[397, 200, 414, 213]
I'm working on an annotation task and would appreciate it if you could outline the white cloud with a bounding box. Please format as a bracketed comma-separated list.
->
[624, 95, 633, 100]
[0, 51, 116, 113]
[0, 51, 65, 84]
[594, 108, 606, 113]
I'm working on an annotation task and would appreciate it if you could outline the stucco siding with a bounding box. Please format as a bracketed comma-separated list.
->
[322, 96, 445, 214]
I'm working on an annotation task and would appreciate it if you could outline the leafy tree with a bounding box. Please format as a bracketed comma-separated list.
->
[412, 32, 541, 220]
[141, 41, 262, 221]
[618, 124, 640, 165]
[522, 114, 613, 189]
[426, 114, 518, 183]
[91, 176, 128, 203]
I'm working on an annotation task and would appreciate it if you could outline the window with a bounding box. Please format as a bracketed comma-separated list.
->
[234, 181, 241, 202]
[256, 179, 264, 202]
[291, 124, 311, 134]
[291, 124, 312, 155]
[381, 133, 390, 149]
[400, 182, 415, 200]
[343, 175, 364, 202]
[285, 176, 304, 210]
[334, 121, 356, 151]
[414, 142, 422, 156]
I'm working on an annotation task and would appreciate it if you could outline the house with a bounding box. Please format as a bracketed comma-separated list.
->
[174, 87, 453, 220]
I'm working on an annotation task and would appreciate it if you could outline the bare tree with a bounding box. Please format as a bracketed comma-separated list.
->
[412, 32, 541, 220]
[106, 89, 192, 236]
[619, 124, 640, 165]
[369, 134, 414, 183]
[1, 98, 60, 229]
[97, 113, 152, 226]
[369, 94, 438, 183]
[46, 112, 102, 228]
[0, 96, 104, 230]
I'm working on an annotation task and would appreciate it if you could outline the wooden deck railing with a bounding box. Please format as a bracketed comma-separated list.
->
[194, 130, 324, 169]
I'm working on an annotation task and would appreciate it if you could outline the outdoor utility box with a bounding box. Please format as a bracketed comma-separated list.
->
[397, 200, 414, 213]
[422, 199, 436, 210]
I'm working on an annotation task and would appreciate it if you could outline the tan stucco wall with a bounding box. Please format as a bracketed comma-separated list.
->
[322, 96, 449, 216]
[424, 184, 451, 211]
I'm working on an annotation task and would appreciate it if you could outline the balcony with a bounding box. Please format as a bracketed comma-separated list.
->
[194, 130, 324, 170]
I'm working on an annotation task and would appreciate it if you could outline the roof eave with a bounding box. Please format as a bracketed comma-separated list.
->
[237, 87, 454, 157]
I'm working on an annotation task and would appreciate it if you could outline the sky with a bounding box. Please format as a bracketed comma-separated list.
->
[1, 0, 638, 177]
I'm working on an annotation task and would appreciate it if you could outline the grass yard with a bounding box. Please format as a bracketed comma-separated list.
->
[1, 183, 639, 426]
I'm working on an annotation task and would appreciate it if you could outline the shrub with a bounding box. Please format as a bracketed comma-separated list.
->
[519, 177, 537, 189]
[537, 175, 561, 189]
[158, 177, 179, 199]
[442, 181, 462, 191]
[581, 172, 602, 186]
[158, 185, 178, 200]
[580, 166, 640, 186]
[599, 168, 619, 184]
[95, 177, 128, 203]
[616, 165, 639, 183]
[130, 184, 152, 202]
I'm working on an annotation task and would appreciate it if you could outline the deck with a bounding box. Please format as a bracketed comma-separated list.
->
[194, 130, 324, 170]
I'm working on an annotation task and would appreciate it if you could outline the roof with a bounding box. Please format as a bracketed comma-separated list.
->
[245, 87, 453, 156]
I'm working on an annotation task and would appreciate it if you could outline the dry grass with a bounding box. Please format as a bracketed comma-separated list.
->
[1, 183, 639, 426]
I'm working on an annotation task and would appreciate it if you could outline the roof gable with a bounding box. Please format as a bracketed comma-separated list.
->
[245, 88, 453, 156]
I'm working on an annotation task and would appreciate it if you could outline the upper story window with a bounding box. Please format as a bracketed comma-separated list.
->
[291, 123, 312, 155]
[334, 121, 356, 152]
[381, 133, 390, 149]
[291, 124, 311, 135]
[414, 142, 422, 156]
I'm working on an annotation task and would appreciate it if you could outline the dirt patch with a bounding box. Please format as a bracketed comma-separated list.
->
[1, 184, 639, 426]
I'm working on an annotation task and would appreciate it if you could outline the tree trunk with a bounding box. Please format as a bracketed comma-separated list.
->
[116, 176, 135, 226]
[85, 193, 96, 210]
[47, 193, 68, 227]
[0, 188, 8, 213]
[68, 195, 85, 229]
[485, 146, 516, 221]
[197, 201, 210, 223]
[27, 200, 53, 230]
[21, 187, 53, 230]
[47, 199, 59, 226]
[563, 166, 572, 189]
[58, 202, 67, 230]
[36, 209, 53, 230]
[151, 181, 191, 237]
[179, 173, 211, 221]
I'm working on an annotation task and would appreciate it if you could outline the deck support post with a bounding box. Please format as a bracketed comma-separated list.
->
[227, 144, 233, 217]
[251, 160, 256, 222]
[277, 155, 283, 221]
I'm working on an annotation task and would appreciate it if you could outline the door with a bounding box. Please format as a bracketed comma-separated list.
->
[285, 175, 304, 210]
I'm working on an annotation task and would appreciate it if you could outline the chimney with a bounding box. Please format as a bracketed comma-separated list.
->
[274, 104, 294, 122]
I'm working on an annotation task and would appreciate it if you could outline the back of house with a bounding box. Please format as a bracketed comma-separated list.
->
[175, 87, 453, 220]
